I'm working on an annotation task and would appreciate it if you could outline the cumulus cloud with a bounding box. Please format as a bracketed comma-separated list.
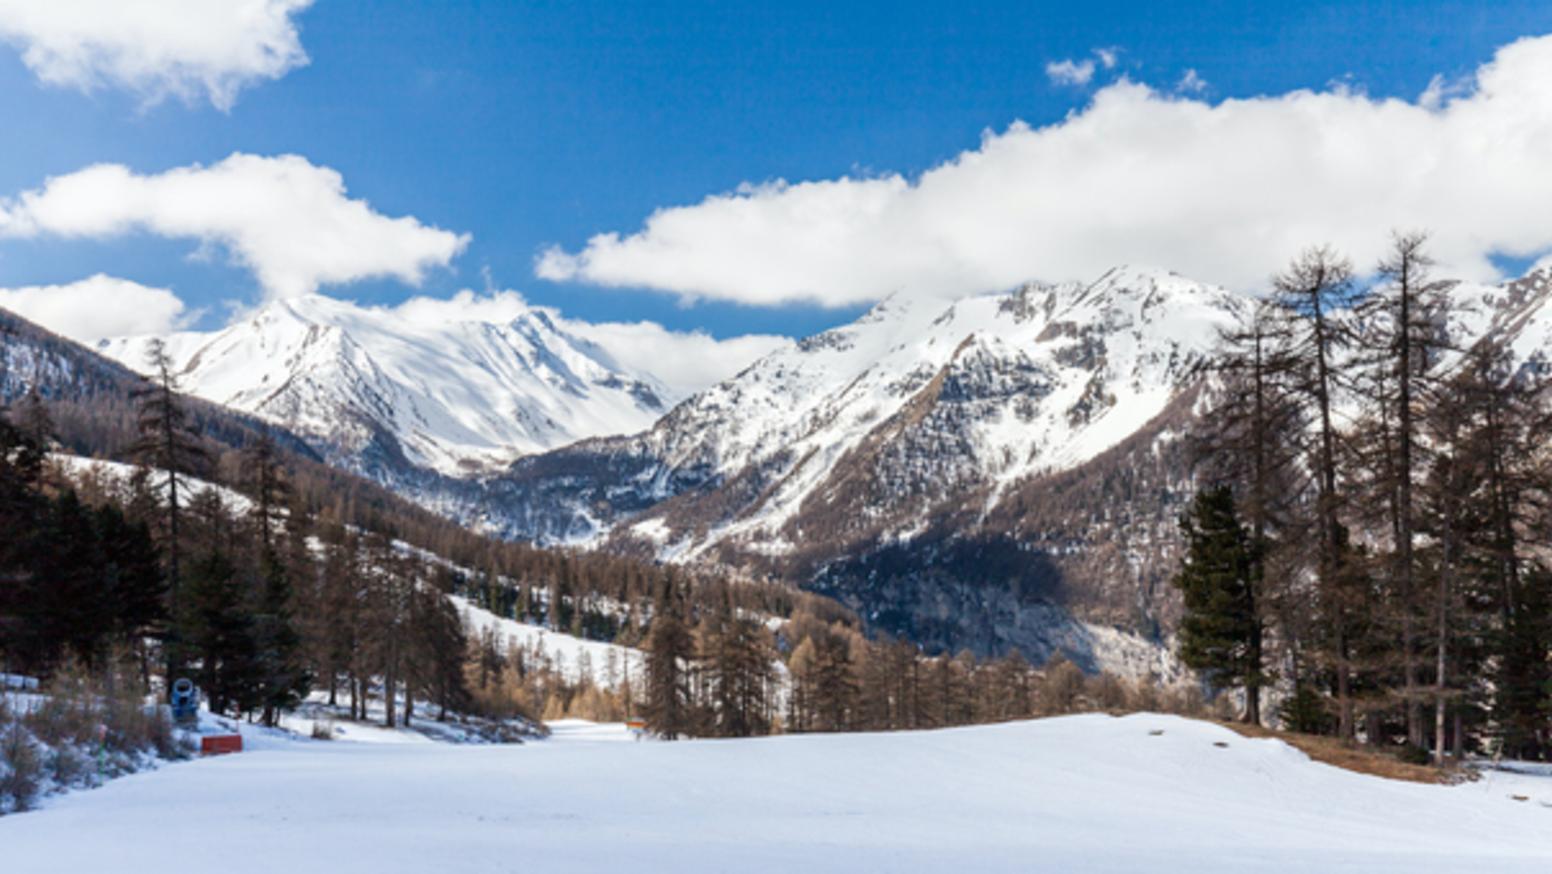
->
[563, 318, 791, 397]
[1044, 58, 1095, 87]
[0, 153, 471, 299]
[1176, 68, 1207, 94]
[0, 0, 312, 110]
[538, 34, 1552, 307]
[0, 274, 191, 343]
[1094, 47, 1120, 70]
[384, 289, 790, 396]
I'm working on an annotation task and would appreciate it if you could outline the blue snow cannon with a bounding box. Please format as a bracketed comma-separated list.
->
[170, 678, 198, 726]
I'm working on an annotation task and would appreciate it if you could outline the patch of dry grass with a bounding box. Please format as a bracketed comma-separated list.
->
[1216, 721, 1458, 784]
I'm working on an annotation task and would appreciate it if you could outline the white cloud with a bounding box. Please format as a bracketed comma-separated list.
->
[0, 0, 312, 110]
[562, 318, 791, 397]
[0, 153, 471, 299]
[1095, 47, 1120, 70]
[537, 34, 1552, 307]
[389, 288, 534, 326]
[0, 274, 190, 343]
[1176, 68, 1207, 94]
[382, 288, 790, 396]
[1044, 58, 1095, 87]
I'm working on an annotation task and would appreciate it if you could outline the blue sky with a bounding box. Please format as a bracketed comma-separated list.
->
[2, 1, 1552, 342]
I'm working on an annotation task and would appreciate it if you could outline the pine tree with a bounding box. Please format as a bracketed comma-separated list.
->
[241, 433, 310, 726]
[0, 413, 47, 673]
[1173, 486, 1265, 722]
[1457, 345, 1552, 759]
[129, 339, 210, 688]
[642, 598, 696, 739]
[181, 516, 265, 718]
[1195, 300, 1304, 722]
[706, 612, 775, 737]
[93, 501, 166, 685]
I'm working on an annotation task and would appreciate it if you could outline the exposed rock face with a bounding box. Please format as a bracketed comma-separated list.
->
[61, 263, 1552, 676]
[465, 267, 1245, 672]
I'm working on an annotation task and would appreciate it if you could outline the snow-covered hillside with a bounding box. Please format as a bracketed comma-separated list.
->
[3, 713, 1549, 872]
[98, 294, 746, 478]
[618, 265, 1245, 558]
[452, 595, 642, 688]
[486, 266, 1244, 551]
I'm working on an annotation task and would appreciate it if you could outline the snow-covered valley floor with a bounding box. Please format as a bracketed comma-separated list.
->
[3, 713, 1550, 873]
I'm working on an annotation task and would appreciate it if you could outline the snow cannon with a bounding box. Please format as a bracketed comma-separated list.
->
[170, 678, 199, 727]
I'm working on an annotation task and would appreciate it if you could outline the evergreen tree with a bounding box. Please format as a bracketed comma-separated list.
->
[242, 436, 310, 726]
[1196, 299, 1307, 703]
[93, 501, 166, 684]
[182, 544, 264, 716]
[0, 413, 47, 673]
[129, 339, 210, 687]
[642, 598, 696, 739]
[1172, 486, 1265, 723]
[706, 613, 775, 737]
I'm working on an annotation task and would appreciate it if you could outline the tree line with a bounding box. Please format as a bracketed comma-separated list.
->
[1175, 232, 1552, 763]
[636, 574, 1214, 740]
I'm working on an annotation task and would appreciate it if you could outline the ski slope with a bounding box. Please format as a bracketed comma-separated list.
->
[2, 714, 1549, 873]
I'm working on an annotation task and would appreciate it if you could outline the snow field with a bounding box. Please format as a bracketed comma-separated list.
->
[2, 713, 1549, 873]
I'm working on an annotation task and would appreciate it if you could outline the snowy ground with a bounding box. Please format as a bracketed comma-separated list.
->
[3, 713, 1550, 873]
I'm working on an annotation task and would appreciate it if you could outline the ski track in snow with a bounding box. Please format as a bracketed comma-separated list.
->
[2, 713, 1550, 873]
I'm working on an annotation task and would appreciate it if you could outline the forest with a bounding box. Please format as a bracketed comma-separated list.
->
[16, 232, 1549, 768]
[2, 333, 1176, 768]
[1175, 233, 1552, 763]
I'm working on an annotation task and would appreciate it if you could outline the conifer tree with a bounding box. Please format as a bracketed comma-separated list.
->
[1351, 232, 1455, 747]
[130, 339, 210, 687]
[1173, 486, 1265, 723]
[181, 521, 264, 718]
[0, 412, 46, 673]
[1269, 246, 1359, 738]
[642, 593, 696, 739]
[706, 612, 775, 737]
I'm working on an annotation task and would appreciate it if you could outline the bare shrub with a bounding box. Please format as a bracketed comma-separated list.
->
[1087, 672, 1130, 711]
[1036, 657, 1086, 715]
[0, 724, 42, 813]
[1160, 684, 1208, 717]
[24, 669, 99, 749]
[47, 744, 91, 788]
[1126, 679, 1163, 713]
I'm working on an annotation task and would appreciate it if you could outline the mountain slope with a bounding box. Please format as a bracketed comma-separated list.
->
[489, 266, 1241, 542]
[98, 294, 679, 481]
[470, 267, 1243, 668]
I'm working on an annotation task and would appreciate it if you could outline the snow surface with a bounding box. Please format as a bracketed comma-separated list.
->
[48, 454, 254, 514]
[623, 266, 1247, 561]
[452, 594, 643, 688]
[3, 713, 1549, 873]
[99, 294, 681, 476]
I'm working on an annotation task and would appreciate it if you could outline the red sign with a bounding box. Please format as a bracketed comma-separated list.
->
[200, 734, 243, 756]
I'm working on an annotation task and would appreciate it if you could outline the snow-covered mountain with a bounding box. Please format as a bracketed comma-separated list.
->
[99, 294, 684, 479]
[470, 266, 1246, 665]
[73, 263, 1552, 669]
[486, 266, 1242, 545]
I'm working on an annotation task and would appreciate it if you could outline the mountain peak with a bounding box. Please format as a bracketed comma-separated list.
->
[97, 293, 680, 478]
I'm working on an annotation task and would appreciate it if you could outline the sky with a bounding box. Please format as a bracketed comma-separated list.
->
[2, 1, 1552, 348]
